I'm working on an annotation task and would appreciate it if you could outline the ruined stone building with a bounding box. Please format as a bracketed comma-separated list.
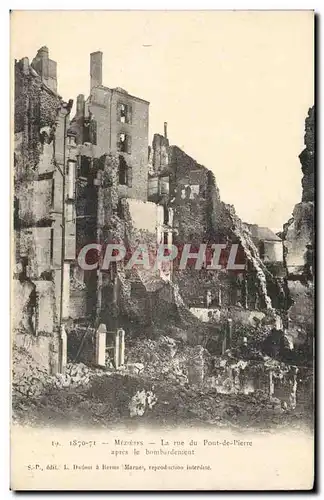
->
[66, 51, 169, 329]
[13, 47, 76, 371]
[13, 46, 304, 374]
[147, 132, 285, 316]
[70, 51, 150, 201]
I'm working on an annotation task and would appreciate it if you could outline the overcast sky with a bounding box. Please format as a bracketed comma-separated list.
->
[11, 10, 314, 231]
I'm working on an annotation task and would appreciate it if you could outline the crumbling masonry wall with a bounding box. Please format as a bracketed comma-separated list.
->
[281, 106, 315, 349]
[14, 57, 62, 334]
[13, 51, 72, 375]
[282, 107, 314, 277]
[149, 136, 277, 314]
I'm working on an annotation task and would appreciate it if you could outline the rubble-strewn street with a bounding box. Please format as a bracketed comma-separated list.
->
[12, 335, 313, 431]
[12, 366, 313, 431]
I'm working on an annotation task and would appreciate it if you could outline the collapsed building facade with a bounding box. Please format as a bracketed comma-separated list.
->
[148, 135, 287, 315]
[13, 47, 312, 374]
[13, 47, 76, 371]
[281, 106, 315, 348]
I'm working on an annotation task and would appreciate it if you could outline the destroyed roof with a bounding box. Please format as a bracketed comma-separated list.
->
[246, 224, 282, 242]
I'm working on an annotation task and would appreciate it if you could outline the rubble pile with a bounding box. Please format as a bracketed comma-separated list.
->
[129, 389, 158, 418]
[12, 341, 311, 430]
[208, 353, 289, 393]
[221, 203, 274, 310]
[126, 335, 211, 386]
[126, 335, 188, 384]
[12, 344, 107, 400]
[46, 363, 107, 390]
[176, 389, 287, 427]
[101, 196, 206, 333]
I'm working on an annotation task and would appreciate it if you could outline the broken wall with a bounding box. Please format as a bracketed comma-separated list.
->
[14, 331, 60, 374]
[16, 179, 52, 226]
[76, 153, 165, 328]
[149, 137, 276, 314]
[13, 51, 75, 376]
[281, 106, 315, 350]
[150, 133, 169, 175]
[114, 197, 165, 327]
[71, 85, 150, 202]
[282, 106, 314, 279]
[283, 202, 314, 276]
[166, 146, 222, 306]
[14, 58, 60, 177]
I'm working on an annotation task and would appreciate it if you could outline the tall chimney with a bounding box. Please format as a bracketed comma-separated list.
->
[164, 122, 168, 139]
[90, 51, 103, 90]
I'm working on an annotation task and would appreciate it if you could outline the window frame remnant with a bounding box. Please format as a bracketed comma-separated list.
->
[117, 133, 132, 154]
[118, 102, 132, 124]
[118, 155, 128, 186]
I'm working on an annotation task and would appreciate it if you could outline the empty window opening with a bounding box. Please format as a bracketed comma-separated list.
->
[67, 161, 76, 199]
[120, 104, 126, 123]
[118, 133, 131, 154]
[118, 133, 127, 153]
[83, 119, 90, 143]
[119, 156, 128, 185]
[14, 197, 19, 228]
[67, 135, 76, 146]
[119, 103, 132, 124]
[90, 120, 97, 145]
[51, 179, 55, 207]
[80, 156, 90, 178]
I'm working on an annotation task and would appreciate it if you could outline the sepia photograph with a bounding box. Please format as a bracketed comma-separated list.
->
[10, 9, 315, 490]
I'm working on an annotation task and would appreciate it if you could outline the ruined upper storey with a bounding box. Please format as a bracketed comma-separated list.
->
[31, 46, 57, 94]
[14, 51, 60, 138]
[69, 51, 150, 202]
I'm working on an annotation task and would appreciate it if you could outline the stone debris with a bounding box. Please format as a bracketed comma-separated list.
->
[47, 363, 95, 389]
[12, 344, 49, 398]
[125, 363, 145, 375]
[54, 363, 113, 388]
[129, 389, 158, 417]
[126, 335, 202, 385]
[187, 345, 207, 387]
[129, 389, 146, 417]
[12, 352, 311, 430]
[147, 390, 158, 409]
[13, 326, 309, 430]
[12, 343, 107, 398]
